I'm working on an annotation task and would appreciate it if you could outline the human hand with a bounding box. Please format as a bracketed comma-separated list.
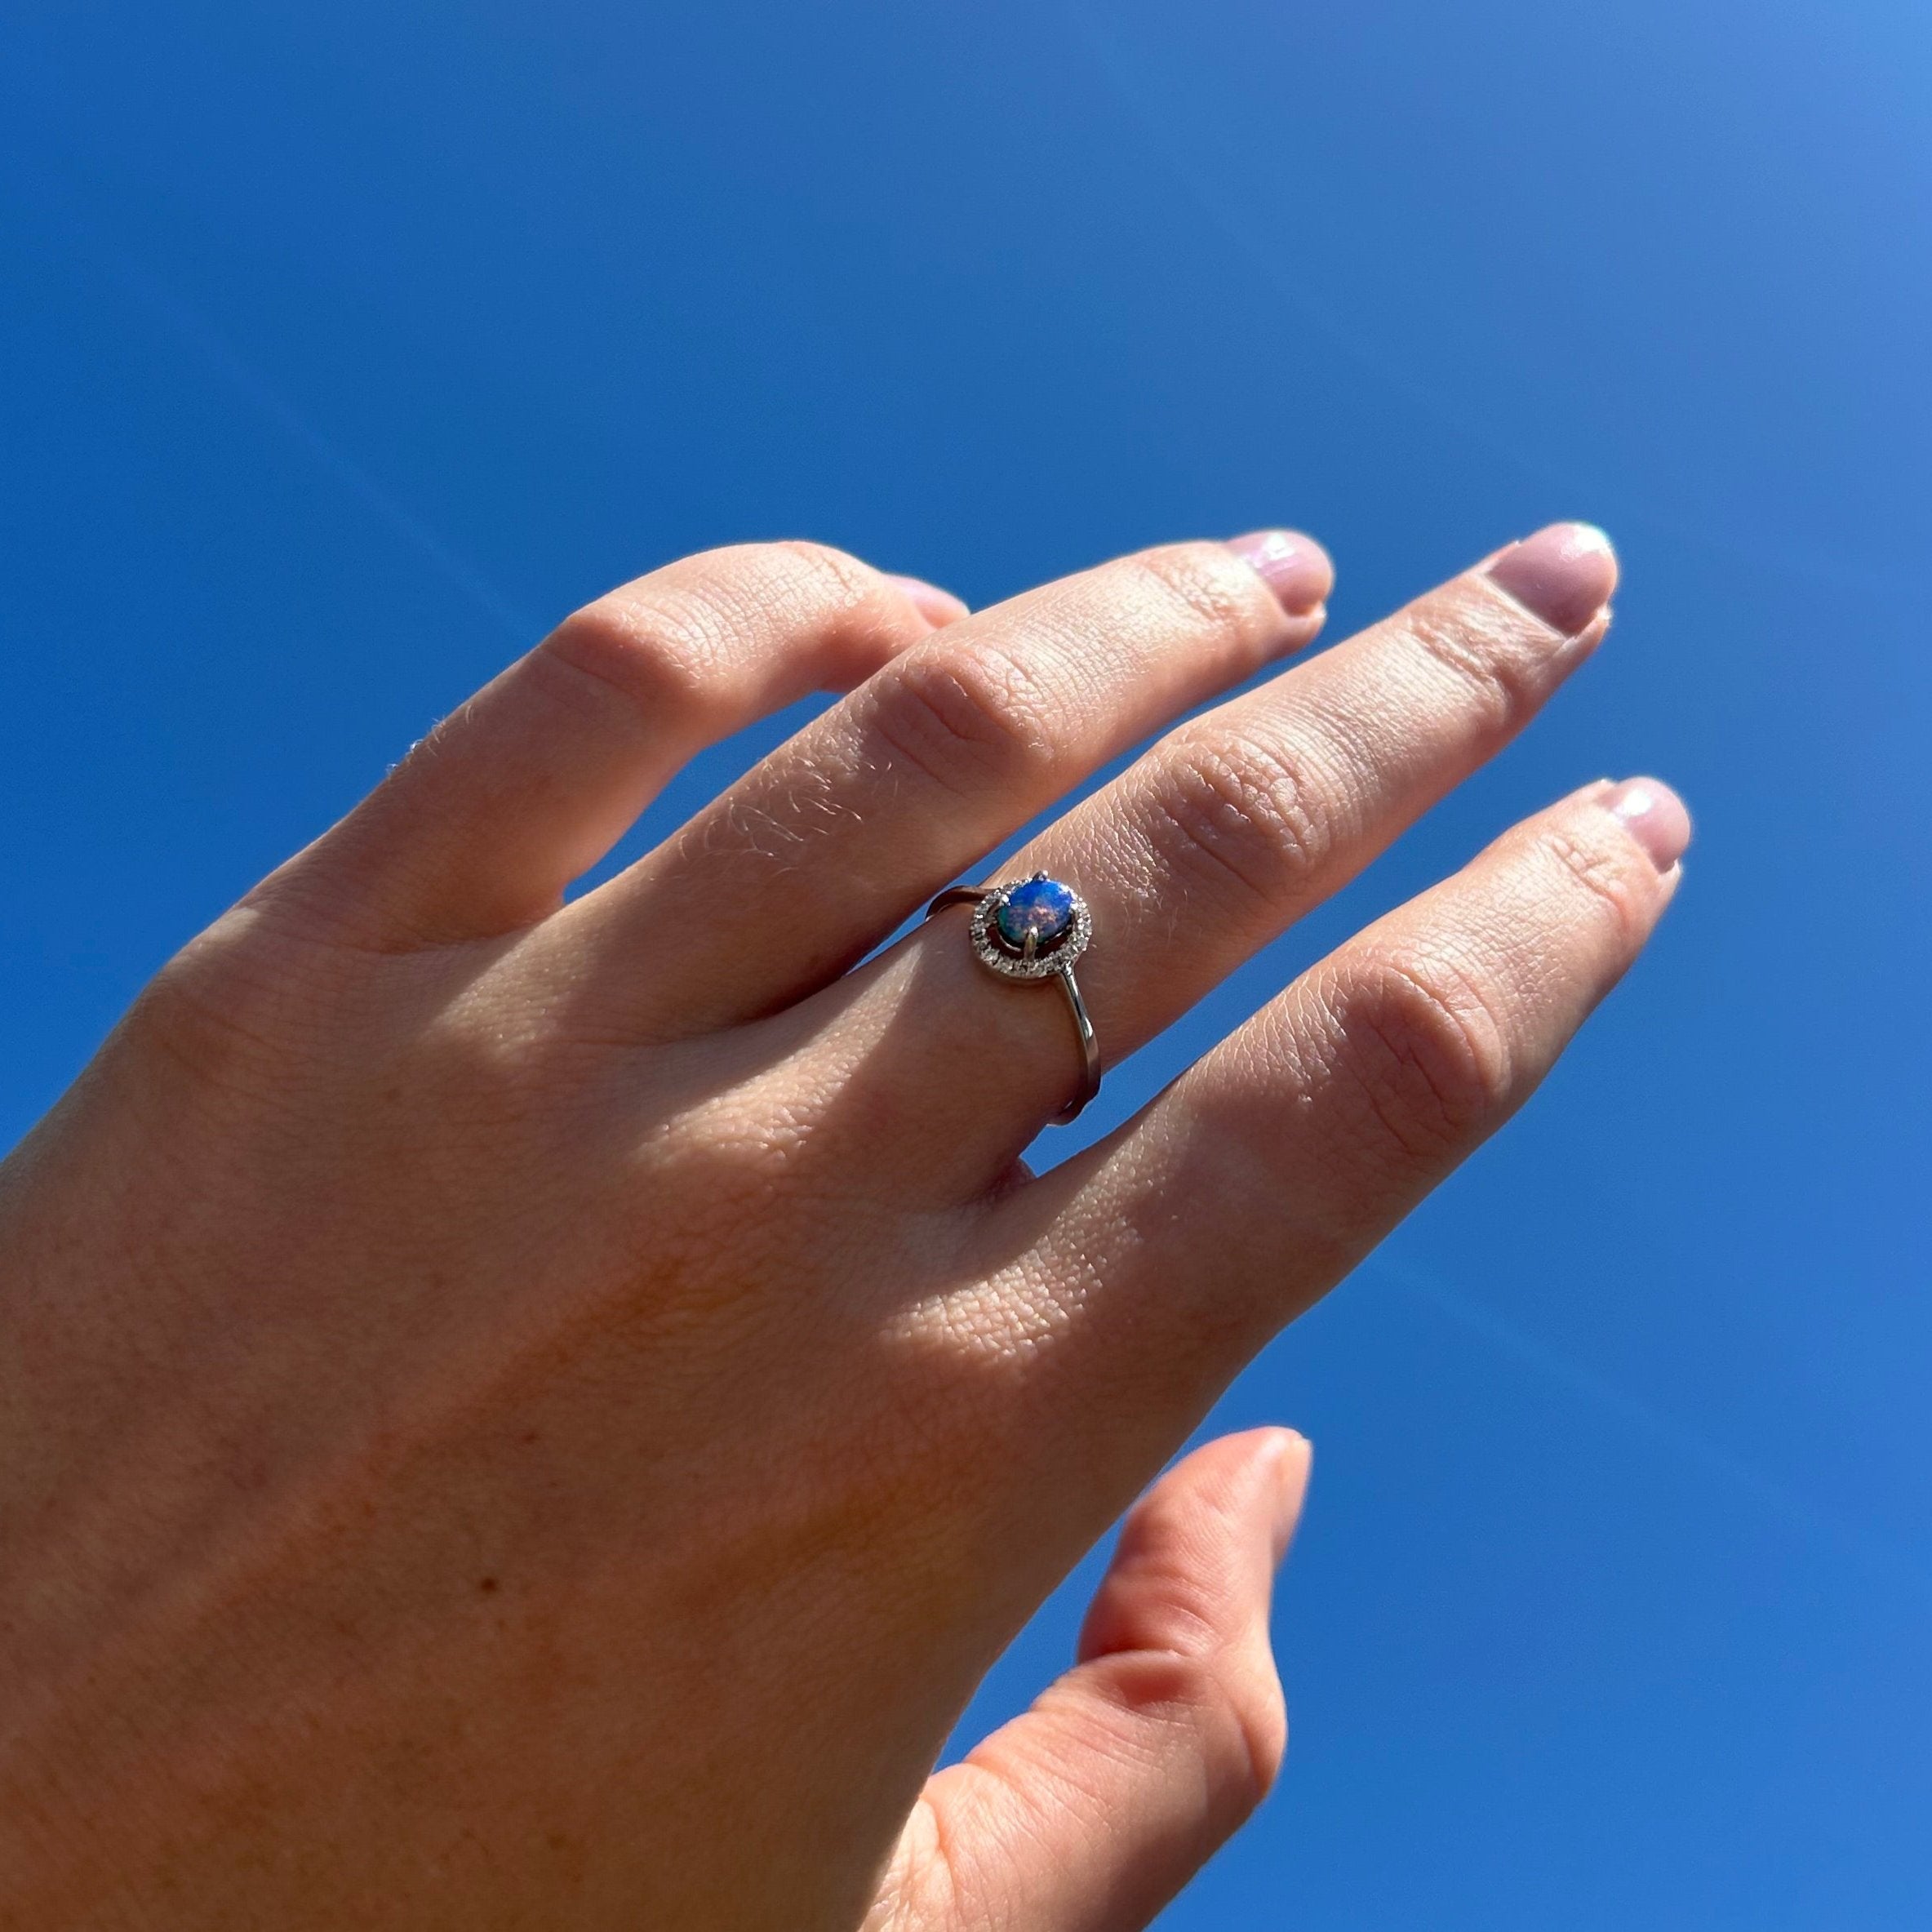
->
[0, 525, 1686, 1928]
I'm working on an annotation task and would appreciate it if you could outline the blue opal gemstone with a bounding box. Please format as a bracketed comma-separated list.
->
[993, 876, 1075, 953]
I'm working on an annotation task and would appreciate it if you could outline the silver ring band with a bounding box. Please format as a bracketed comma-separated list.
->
[924, 873, 1101, 1125]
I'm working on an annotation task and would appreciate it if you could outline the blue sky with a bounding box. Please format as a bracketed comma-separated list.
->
[4, 2, 1929, 1924]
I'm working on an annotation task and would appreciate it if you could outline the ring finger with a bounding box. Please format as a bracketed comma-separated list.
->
[801, 522, 1619, 1200]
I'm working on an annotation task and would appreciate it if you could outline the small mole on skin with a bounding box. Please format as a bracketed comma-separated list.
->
[477, 1576, 499, 1594]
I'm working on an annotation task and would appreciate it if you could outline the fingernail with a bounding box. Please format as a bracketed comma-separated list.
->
[1601, 776, 1692, 872]
[1268, 1429, 1312, 1564]
[1484, 522, 1618, 635]
[1225, 530, 1334, 618]
[887, 574, 971, 628]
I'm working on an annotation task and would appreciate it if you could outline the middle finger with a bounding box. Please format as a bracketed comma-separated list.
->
[809, 522, 1618, 1201]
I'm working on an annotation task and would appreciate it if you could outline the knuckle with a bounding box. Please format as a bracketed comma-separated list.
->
[1326, 948, 1515, 1157]
[540, 588, 732, 731]
[868, 638, 1065, 798]
[1537, 821, 1654, 949]
[1106, 1648, 1287, 1823]
[1217, 1661, 1290, 1810]
[1397, 583, 1563, 743]
[703, 539, 889, 633]
[758, 537, 885, 611]
[1144, 730, 1334, 907]
[1116, 540, 1277, 650]
[541, 543, 900, 732]
[123, 914, 332, 1091]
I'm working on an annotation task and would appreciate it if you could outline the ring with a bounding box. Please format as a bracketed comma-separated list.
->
[923, 873, 1100, 1125]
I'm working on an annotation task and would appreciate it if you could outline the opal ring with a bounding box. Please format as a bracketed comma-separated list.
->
[924, 873, 1100, 1125]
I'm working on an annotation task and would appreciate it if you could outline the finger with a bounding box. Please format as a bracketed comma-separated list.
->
[868, 1430, 1309, 1932]
[253, 544, 962, 947]
[986, 778, 1690, 1468]
[556, 532, 1332, 1036]
[813, 524, 1618, 1199]
[886, 575, 974, 630]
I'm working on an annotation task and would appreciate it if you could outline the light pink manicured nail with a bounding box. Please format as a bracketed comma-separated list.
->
[887, 574, 970, 628]
[1225, 530, 1334, 617]
[1602, 776, 1692, 872]
[1268, 1428, 1313, 1565]
[1485, 522, 1618, 635]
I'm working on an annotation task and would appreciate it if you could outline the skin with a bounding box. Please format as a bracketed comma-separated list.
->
[0, 523, 1689, 1929]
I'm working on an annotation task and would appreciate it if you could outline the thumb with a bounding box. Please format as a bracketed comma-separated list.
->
[869, 1428, 1311, 1932]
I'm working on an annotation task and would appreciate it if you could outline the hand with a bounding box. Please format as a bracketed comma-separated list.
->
[0, 526, 1686, 1928]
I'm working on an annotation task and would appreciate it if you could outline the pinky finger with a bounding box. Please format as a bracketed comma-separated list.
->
[253, 544, 959, 949]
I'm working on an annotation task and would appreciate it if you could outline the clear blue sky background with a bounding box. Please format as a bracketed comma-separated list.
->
[4, 2, 1929, 1924]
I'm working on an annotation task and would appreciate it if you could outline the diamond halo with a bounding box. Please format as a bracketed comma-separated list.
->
[966, 873, 1093, 981]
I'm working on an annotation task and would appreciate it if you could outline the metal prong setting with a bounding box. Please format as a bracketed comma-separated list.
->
[925, 873, 1102, 1124]
[966, 876, 1092, 983]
